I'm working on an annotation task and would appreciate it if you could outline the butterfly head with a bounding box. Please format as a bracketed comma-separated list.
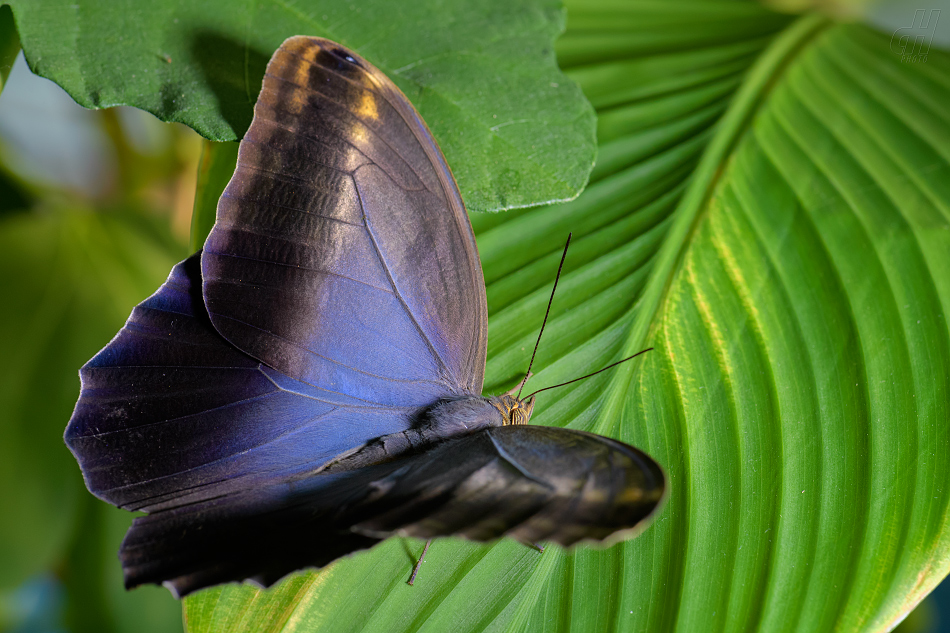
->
[491, 394, 535, 426]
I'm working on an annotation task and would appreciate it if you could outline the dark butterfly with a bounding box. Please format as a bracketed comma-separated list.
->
[64, 36, 666, 598]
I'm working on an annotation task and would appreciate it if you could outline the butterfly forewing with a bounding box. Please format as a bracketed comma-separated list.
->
[202, 37, 487, 398]
[66, 37, 487, 512]
[348, 426, 666, 546]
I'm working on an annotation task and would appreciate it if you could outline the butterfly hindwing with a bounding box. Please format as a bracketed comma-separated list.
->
[64, 255, 429, 512]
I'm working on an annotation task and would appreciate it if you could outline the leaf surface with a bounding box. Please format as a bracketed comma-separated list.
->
[7, 0, 596, 212]
[185, 4, 950, 631]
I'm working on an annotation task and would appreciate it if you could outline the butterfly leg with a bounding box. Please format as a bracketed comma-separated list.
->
[513, 538, 545, 554]
[407, 539, 432, 586]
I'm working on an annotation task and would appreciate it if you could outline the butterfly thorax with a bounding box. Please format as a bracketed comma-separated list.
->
[487, 393, 535, 426]
[320, 394, 535, 474]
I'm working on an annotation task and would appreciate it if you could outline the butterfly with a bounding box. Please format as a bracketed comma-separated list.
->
[64, 36, 666, 598]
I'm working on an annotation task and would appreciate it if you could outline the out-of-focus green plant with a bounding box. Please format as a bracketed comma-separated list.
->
[0, 15, 196, 629]
[0, 134, 193, 633]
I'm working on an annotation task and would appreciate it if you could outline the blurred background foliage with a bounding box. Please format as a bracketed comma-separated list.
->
[1, 0, 950, 632]
[0, 13, 195, 631]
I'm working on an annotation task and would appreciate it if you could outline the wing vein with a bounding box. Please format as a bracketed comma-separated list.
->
[357, 184, 455, 385]
[488, 433, 553, 489]
[204, 311, 451, 387]
[210, 250, 394, 294]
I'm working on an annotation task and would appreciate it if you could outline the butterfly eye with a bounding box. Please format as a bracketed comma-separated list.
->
[511, 408, 526, 425]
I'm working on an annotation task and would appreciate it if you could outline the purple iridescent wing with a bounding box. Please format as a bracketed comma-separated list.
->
[202, 36, 486, 400]
[65, 36, 485, 512]
[65, 255, 423, 512]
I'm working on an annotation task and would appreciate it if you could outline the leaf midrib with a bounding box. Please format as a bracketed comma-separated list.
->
[593, 14, 833, 436]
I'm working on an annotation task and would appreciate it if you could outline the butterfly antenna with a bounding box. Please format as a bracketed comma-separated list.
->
[523, 347, 654, 401]
[517, 233, 572, 399]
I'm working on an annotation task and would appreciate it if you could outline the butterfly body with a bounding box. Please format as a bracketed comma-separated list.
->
[64, 36, 665, 598]
[318, 393, 532, 474]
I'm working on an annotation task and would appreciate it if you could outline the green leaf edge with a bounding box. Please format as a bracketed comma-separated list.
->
[190, 140, 238, 252]
[4, 0, 596, 215]
[0, 4, 20, 90]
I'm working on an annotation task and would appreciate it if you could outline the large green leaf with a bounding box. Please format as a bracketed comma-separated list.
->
[185, 2, 950, 631]
[4, 0, 595, 213]
[0, 5, 18, 88]
[188, 1, 950, 629]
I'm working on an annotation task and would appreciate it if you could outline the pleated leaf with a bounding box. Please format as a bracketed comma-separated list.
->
[181, 2, 950, 631]
[190, 5, 950, 630]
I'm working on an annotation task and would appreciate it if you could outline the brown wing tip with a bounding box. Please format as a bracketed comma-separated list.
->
[597, 463, 669, 547]
[281, 36, 363, 65]
[270, 36, 374, 84]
